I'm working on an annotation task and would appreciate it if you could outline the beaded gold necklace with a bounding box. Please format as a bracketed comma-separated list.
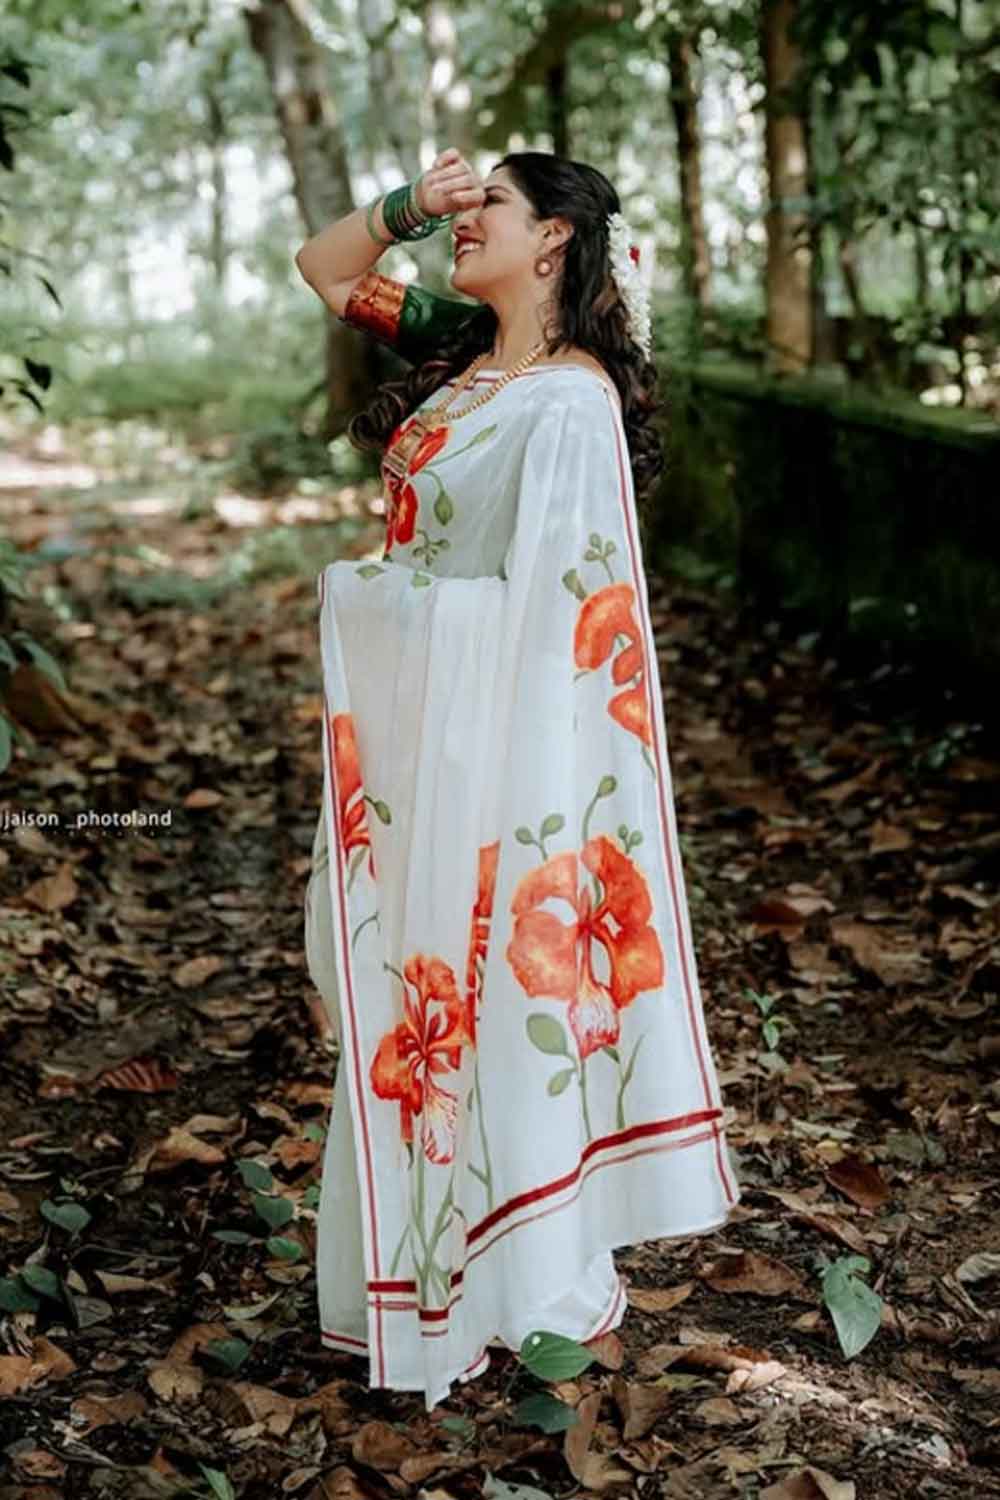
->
[382, 341, 546, 481]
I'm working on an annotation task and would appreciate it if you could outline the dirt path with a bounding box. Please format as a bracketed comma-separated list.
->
[2, 444, 998, 1500]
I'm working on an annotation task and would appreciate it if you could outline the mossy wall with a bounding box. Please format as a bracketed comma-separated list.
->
[644, 361, 1000, 677]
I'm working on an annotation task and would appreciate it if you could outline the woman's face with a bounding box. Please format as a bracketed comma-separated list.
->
[449, 165, 544, 298]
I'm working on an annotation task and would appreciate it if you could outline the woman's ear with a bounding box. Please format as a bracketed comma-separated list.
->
[542, 215, 575, 255]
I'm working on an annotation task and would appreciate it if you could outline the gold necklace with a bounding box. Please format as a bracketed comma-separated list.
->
[382, 341, 546, 481]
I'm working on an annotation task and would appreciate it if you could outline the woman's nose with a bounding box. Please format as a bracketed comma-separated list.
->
[451, 208, 484, 234]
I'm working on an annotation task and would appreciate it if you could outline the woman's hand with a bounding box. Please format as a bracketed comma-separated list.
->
[415, 148, 485, 218]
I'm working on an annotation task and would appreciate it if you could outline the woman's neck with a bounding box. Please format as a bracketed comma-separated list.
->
[488, 295, 554, 369]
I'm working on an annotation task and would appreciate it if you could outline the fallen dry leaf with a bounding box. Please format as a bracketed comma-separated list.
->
[824, 1153, 889, 1210]
[173, 954, 226, 988]
[583, 1329, 625, 1369]
[700, 1248, 813, 1300]
[95, 1057, 179, 1093]
[22, 862, 78, 913]
[611, 1373, 673, 1439]
[725, 1358, 787, 1393]
[692, 1394, 746, 1425]
[626, 1280, 695, 1313]
[563, 1389, 601, 1482]
[760, 1465, 856, 1499]
[216, 1380, 298, 1436]
[69, 1389, 148, 1434]
[351, 1419, 420, 1472]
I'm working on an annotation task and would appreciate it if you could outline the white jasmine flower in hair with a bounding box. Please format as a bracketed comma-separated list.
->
[606, 210, 652, 359]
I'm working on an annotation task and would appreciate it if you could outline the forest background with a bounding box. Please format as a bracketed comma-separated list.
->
[2, 0, 999, 747]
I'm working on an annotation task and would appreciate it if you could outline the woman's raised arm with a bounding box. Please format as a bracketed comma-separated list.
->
[293, 148, 484, 319]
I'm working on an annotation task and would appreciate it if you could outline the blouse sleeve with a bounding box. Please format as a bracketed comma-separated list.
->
[338, 268, 481, 366]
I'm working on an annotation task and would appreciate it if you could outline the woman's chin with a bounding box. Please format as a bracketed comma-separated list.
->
[450, 263, 485, 295]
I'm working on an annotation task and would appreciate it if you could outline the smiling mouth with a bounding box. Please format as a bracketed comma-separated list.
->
[454, 242, 484, 261]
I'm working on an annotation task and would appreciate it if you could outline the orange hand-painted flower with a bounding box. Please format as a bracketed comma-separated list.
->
[330, 711, 376, 882]
[462, 840, 500, 1047]
[505, 835, 664, 1060]
[382, 420, 451, 551]
[574, 582, 652, 747]
[370, 954, 469, 1163]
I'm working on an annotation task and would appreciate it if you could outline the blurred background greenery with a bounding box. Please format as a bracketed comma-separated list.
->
[1, 0, 999, 739]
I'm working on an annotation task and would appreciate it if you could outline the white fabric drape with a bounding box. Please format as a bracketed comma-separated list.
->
[305, 368, 741, 1410]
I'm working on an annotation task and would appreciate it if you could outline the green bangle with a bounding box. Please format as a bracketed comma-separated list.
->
[382, 180, 452, 241]
[365, 195, 396, 247]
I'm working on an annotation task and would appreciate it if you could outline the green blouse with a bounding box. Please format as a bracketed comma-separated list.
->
[338, 269, 483, 366]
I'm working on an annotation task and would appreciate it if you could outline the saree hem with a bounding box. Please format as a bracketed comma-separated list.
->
[320, 1263, 627, 1409]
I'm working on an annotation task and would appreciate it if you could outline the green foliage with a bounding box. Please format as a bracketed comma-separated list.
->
[744, 987, 794, 1059]
[40, 1198, 92, 1236]
[201, 1337, 251, 1373]
[210, 1156, 306, 1263]
[512, 1390, 580, 1432]
[821, 1253, 883, 1358]
[0, 47, 61, 413]
[518, 1329, 595, 1381]
[197, 1466, 236, 1500]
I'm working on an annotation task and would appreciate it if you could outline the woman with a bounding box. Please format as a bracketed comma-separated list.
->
[295, 148, 741, 1412]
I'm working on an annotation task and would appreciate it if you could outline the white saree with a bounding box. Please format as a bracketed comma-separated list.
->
[304, 364, 741, 1411]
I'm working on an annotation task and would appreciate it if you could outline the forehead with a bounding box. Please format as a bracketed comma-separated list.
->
[484, 167, 517, 192]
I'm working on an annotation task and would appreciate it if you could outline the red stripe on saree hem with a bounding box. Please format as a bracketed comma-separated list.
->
[365, 1122, 722, 1307]
[367, 1104, 723, 1301]
[321, 1330, 367, 1350]
[605, 395, 739, 1210]
[322, 698, 386, 1383]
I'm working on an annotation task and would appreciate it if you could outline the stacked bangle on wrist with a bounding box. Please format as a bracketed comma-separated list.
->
[364, 179, 453, 245]
[365, 196, 395, 247]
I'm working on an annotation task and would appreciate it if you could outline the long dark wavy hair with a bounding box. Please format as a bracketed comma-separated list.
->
[347, 151, 664, 512]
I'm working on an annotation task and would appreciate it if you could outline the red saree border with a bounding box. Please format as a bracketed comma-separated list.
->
[320, 696, 387, 1385]
[365, 1118, 724, 1311]
[604, 394, 739, 1210]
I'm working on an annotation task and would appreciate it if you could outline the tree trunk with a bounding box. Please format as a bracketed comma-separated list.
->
[546, 58, 569, 156]
[205, 84, 228, 296]
[363, 0, 422, 174]
[954, 0, 970, 405]
[666, 30, 710, 312]
[421, 1, 475, 158]
[245, 0, 372, 435]
[760, 0, 812, 373]
[803, 72, 835, 366]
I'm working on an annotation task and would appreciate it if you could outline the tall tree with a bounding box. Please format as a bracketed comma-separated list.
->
[420, 1, 475, 158]
[244, 0, 373, 434]
[760, 0, 812, 373]
[666, 28, 710, 313]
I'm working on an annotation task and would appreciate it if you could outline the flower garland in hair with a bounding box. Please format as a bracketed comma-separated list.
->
[606, 211, 652, 360]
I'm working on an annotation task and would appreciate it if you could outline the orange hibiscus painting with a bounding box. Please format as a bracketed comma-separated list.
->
[505, 834, 664, 1060]
[381, 420, 451, 553]
[462, 840, 500, 1048]
[574, 582, 652, 748]
[329, 711, 376, 882]
[369, 954, 473, 1163]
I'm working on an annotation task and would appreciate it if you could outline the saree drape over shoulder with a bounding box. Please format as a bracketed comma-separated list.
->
[304, 283, 741, 1411]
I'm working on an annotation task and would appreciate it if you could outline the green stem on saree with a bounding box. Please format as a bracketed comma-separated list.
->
[578, 1057, 594, 1142]
[472, 1060, 494, 1211]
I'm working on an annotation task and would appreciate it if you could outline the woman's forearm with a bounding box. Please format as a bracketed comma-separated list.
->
[294, 152, 484, 310]
[294, 193, 402, 295]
